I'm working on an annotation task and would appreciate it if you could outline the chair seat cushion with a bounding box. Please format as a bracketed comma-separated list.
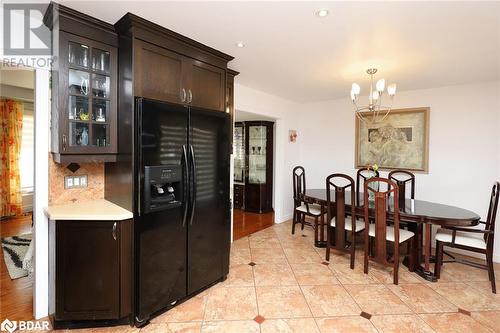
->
[369, 224, 414, 243]
[296, 204, 322, 216]
[435, 230, 487, 250]
[331, 216, 365, 232]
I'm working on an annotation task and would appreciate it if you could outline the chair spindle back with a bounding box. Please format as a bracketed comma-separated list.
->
[326, 174, 356, 250]
[388, 170, 415, 209]
[357, 167, 380, 205]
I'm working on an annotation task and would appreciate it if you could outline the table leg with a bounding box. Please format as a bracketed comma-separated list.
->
[424, 223, 431, 271]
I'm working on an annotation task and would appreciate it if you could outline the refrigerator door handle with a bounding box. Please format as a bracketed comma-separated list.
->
[189, 144, 197, 226]
[182, 145, 189, 227]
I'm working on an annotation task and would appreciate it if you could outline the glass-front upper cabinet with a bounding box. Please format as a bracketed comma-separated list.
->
[47, 2, 118, 163]
[63, 34, 115, 154]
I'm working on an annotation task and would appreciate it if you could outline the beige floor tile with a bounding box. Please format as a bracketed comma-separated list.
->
[420, 313, 492, 333]
[201, 320, 260, 333]
[253, 263, 298, 286]
[204, 287, 258, 320]
[152, 292, 207, 323]
[290, 263, 340, 286]
[249, 235, 282, 249]
[315, 316, 377, 333]
[139, 322, 202, 333]
[344, 284, 412, 315]
[251, 247, 288, 264]
[370, 314, 436, 333]
[467, 281, 498, 297]
[367, 263, 422, 284]
[331, 265, 378, 285]
[471, 311, 500, 332]
[256, 286, 312, 319]
[230, 247, 251, 266]
[438, 263, 491, 282]
[260, 318, 320, 333]
[428, 282, 500, 311]
[387, 283, 458, 313]
[232, 237, 250, 251]
[301, 285, 361, 317]
[283, 247, 323, 264]
[220, 264, 255, 287]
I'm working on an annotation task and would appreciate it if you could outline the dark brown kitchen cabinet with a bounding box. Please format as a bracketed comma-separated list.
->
[233, 184, 244, 209]
[44, 3, 118, 163]
[50, 219, 132, 327]
[134, 39, 188, 105]
[116, 13, 233, 113]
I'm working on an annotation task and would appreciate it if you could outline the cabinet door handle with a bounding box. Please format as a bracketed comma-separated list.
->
[187, 89, 193, 104]
[112, 222, 117, 240]
[181, 88, 187, 103]
[62, 134, 67, 151]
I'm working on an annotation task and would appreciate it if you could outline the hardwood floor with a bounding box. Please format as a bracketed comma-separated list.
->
[0, 214, 34, 321]
[233, 209, 274, 240]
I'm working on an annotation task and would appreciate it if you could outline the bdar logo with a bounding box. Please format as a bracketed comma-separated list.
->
[1, 319, 17, 333]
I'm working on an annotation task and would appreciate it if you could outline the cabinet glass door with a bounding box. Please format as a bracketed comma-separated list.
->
[233, 125, 245, 182]
[247, 125, 267, 184]
[67, 40, 112, 149]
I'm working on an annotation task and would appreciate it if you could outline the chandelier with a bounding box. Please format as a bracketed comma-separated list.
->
[350, 68, 397, 123]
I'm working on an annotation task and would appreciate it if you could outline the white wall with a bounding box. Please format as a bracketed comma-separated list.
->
[298, 81, 500, 261]
[234, 83, 301, 223]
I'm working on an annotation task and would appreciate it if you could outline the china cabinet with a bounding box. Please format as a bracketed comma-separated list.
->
[233, 121, 274, 213]
[45, 3, 118, 163]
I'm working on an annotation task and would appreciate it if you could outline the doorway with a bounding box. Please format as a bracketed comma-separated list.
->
[232, 110, 276, 240]
[0, 66, 35, 321]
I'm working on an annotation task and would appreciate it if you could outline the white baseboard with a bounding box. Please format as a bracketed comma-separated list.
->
[276, 213, 292, 224]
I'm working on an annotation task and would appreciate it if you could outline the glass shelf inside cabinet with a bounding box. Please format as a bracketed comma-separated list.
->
[248, 125, 267, 184]
[69, 122, 89, 146]
[68, 42, 89, 68]
[69, 69, 90, 96]
[92, 124, 109, 147]
[92, 74, 110, 98]
[68, 95, 89, 121]
[91, 48, 110, 73]
[92, 99, 109, 123]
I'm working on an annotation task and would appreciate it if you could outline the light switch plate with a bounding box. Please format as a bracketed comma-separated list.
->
[64, 175, 88, 189]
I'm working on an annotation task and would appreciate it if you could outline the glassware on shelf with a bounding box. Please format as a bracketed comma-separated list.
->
[68, 42, 89, 68]
[92, 99, 109, 122]
[70, 122, 89, 146]
[93, 124, 109, 146]
[68, 96, 88, 120]
[69, 69, 90, 95]
[91, 48, 110, 72]
[92, 74, 110, 98]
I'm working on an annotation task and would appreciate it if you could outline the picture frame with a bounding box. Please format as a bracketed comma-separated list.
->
[355, 107, 430, 173]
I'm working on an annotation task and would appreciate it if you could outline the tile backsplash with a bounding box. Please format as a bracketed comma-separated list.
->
[48, 154, 104, 205]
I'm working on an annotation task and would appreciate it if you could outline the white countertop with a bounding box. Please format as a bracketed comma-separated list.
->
[44, 199, 133, 221]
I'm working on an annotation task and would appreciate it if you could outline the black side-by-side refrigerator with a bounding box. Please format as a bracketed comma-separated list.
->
[134, 97, 230, 325]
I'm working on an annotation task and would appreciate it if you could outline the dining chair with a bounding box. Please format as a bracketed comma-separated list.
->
[292, 166, 323, 235]
[434, 181, 499, 293]
[356, 167, 380, 206]
[363, 178, 415, 285]
[388, 170, 416, 208]
[325, 174, 364, 268]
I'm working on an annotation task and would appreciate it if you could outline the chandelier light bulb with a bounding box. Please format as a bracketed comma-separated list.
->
[351, 83, 361, 95]
[387, 83, 397, 96]
[376, 79, 385, 92]
[350, 90, 356, 101]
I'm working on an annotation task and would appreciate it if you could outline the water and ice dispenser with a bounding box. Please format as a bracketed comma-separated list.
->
[143, 165, 183, 214]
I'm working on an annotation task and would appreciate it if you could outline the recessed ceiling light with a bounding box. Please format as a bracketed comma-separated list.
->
[315, 9, 329, 18]
[236, 42, 245, 48]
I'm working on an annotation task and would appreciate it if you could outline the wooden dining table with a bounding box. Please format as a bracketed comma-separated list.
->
[302, 189, 481, 282]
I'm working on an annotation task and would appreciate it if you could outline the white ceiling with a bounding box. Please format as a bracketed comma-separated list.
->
[0, 67, 35, 89]
[63, 1, 500, 103]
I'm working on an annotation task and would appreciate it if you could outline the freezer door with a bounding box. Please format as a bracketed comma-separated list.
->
[135, 98, 189, 323]
[187, 108, 231, 294]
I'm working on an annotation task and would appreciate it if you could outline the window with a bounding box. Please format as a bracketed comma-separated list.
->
[20, 102, 34, 193]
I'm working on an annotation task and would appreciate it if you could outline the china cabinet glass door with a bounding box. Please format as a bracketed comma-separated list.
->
[67, 39, 112, 149]
[233, 124, 245, 182]
[247, 125, 267, 184]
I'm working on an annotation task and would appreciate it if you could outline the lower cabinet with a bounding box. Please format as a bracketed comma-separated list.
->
[50, 219, 132, 325]
[233, 184, 244, 209]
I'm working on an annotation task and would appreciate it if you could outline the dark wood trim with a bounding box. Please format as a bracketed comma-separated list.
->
[115, 13, 233, 66]
[52, 153, 117, 163]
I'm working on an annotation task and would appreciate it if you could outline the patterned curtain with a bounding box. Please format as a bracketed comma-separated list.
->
[0, 99, 24, 218]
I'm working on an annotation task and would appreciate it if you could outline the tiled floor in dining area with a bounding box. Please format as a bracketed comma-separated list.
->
[65, 220, 500, 333]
